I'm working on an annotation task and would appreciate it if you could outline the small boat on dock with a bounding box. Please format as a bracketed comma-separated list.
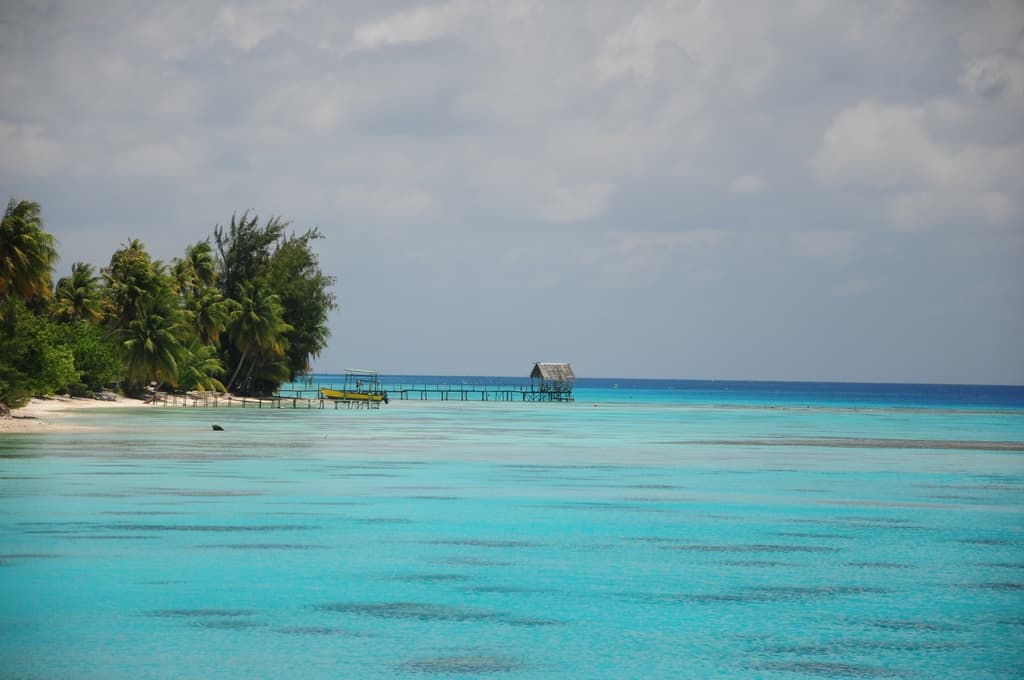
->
[319, 369, 388, 407]
[319, 387, 386, 403]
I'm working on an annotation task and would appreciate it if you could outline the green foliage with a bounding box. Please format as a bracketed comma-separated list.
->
[214, 213, 336, 393]
[177, 343, 226, 393]
[0, 197, 338, 407]
[62, 321, 121, 392]
[1, 198, 58, 312]
[214, 211, 287, 299]
[53, 262, 104, 323]
[103, 239, 173, 330]
[268, 229, 337, 378]
[0, 300, 42, 408]
[226, 280, 292, 393]
[0, 298, 80, 406]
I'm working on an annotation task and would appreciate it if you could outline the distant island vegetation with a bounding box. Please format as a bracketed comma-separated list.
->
[0, 197, 337, 410]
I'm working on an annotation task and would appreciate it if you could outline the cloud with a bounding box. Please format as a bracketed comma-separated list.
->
[0, 123, 64, 176]
[1, 0, 1022, 382]
[887, 190, 1014, 231]
[729, 174, 766, 195]
[811, 99, 1024, 230]
[789, 228, 856, 258]
[536, 181, 613, 223]
[352, 2, 472, 50]
[811, 101, 949, 191]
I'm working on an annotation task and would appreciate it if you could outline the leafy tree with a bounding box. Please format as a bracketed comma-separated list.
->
[0, 201, 337, 406]
[61, 321, 121, 394]
[119, 301, 188, 390]
[185, 288, 239, 349]
[267, 229, 337, 378]
[172, 240, 218, 300]
[214, 212, 336, 392]
[214, 211, 287, 299]
[0, 299, 46, 408]
[53, 262, 104, 323]
[103, 240, 188, 392]
[103, 239, 170, 330]
[0, 198, 58, 312]
[226, 280, 292, 394]
[0, 298, 79, 406]
[0, 200, 64, 407]
[177, 342, 227, 392]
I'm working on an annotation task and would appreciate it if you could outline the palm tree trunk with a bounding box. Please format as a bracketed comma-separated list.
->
[242, 355, 259, 395]
[227, 349, 247, 394]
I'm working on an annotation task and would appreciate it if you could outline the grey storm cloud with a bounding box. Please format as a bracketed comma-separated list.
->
[2, 0, 1022, 383]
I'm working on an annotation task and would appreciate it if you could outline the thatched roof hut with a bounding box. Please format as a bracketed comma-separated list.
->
[530, 362, 575, 383]
[529, 363, 575, 401]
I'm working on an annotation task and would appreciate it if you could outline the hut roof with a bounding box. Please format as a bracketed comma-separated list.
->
[530, 362, 575, 381]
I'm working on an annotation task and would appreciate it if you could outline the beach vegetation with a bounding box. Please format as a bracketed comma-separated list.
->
[0, 198, 337, 408]
[52, 262, 105, 324]
[225, 280, 293, 394]
[0, 298, 79, 407]
[1, 198, 58, 317]
[60, 321, 122, 395]
[214, 211, 336, 394]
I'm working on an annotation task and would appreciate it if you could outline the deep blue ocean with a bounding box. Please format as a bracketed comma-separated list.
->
[1, 377, 1022, 678]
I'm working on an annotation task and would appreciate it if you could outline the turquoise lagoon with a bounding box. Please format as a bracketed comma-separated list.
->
[1, 378, 1022, 678]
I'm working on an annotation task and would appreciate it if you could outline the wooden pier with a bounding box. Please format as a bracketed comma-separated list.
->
[276, 381, 574, 403]
[153, 392, 382, 409]
[154, 363, 576, 408]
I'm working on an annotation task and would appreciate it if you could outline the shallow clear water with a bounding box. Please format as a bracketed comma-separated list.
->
[2, 381, 1022, 678]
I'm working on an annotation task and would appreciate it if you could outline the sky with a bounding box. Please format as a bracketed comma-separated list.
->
[2, 0, 1022, 384]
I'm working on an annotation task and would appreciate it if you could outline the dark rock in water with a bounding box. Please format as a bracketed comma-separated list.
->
[212, 424, 224, 431]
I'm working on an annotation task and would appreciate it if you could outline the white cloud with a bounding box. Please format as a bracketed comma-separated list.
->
[216, 5, 287, 50]
[789, 229, 855, 258]
[811, 101, 950, 191]
[536, 181, 613, 223]
[594, 0, 777, 95]
[111, 142, 197, 177]
[887, 190, 1014, 231]
[352, 2, 472, 50]
[729, 173, 766, 195]
[812, 100, 1024, 230]
[1, 0, 1022, 382]
[0, 123, 64, 176]
[961, 51, 1024, 101]
[333, 184, 438, 224]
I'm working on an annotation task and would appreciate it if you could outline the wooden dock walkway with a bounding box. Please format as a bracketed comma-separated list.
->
[154, 392, 378, 409]
[279, 381, 573, 403]
[154, 381, 574, 409]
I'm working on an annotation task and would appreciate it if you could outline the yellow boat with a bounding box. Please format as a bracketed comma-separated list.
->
[320, 387, 385, 403]
[320, 369, 389, 405]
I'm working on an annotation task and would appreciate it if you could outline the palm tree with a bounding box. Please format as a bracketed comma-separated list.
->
[172, 241, 218, 299]
[187, 289, 240, 348]
[119, 304, 188, 391]
[103, 239, 168, 330]
[177, 343, 227, 393]
[0, 198, 58, 308]
[52, 262, 104, 323]
[226, 280, 292, 394]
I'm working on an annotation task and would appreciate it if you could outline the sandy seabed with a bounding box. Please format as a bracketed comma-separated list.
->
[0, 396, 146, 434]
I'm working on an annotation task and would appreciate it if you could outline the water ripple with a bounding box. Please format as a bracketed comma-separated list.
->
[317, 602, 502, 622]
[396, 654, 520, 674]
[753, 661, 905, 677]
[665, 543, 841, 554]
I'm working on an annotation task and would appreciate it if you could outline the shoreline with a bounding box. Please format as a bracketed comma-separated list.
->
[1, 396, 147, 434]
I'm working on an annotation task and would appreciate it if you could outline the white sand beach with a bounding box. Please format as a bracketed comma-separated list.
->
[0, 396, 147, 434]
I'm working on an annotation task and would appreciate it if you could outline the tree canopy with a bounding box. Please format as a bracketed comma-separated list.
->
[0, 199, 338, 408]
